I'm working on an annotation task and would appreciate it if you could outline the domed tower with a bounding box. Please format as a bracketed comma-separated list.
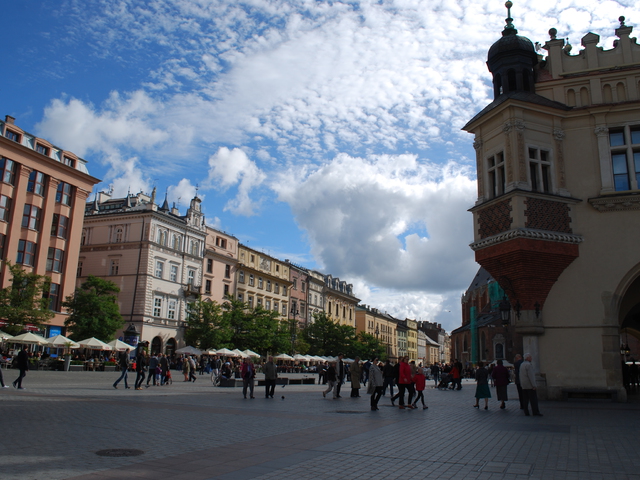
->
[487, 1, 538, 99]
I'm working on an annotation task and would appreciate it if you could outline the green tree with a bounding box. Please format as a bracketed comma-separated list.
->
[301, 311, 356, 356]
[352, 332, 386, 361]
[62, 276, 123, 341]
[185, 299, 230, 349]
[0, 262, 54, 335]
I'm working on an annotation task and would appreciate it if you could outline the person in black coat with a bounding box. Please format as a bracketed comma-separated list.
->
[13, 346, 30, 389]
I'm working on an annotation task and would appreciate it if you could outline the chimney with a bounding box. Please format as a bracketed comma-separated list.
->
[5, 115, 15, 125]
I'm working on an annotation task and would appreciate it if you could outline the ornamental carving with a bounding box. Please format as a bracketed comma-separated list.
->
[553, 128, 565, 141]
[594, 126, 609, 137]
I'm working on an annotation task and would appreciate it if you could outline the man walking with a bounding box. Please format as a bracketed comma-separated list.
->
[241, 357, 255, 399]
[382, 359, 395, 396]
[513, 354, 525, 409]
[263, 356, 277, 398]
[519, 353, 542, 416]
[113, 348, 130, 389]
[12, 346, 29, 389]
[335, 354, 345, 398]
[146, 353, 159, 387]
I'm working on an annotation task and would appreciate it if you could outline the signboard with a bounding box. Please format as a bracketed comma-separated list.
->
[48, 326, 62, 338]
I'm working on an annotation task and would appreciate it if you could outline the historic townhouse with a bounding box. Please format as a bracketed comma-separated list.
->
[355, 305, 398, 361]
[202, 226, 238, 305]
[286, 261, 309, 327]
[418, 320, 449, 364]
[0, 115, 99, 336]
[323, 274, 359, 327]
[235, 245, 291, 318]
[80, 192, 206, 355]
[306, 269, 325, 323]
[464, 8, 640, 400]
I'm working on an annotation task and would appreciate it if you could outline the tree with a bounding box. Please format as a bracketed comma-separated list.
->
[62, 276, 123, 341]
[0, 262, 54, 335]
[301, 311, 355, 356]
[185, 299, 230, 350]
[352, 332, 386, 361]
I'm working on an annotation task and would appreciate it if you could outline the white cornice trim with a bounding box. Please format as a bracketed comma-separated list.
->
[589, 194, 640, 212]
[470, 228, 584, 251]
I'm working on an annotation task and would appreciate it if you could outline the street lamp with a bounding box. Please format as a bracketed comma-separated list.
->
[499, 295, 511, 327]
[290, 303, 299, 357]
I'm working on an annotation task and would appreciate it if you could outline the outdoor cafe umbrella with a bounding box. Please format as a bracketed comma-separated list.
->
[0, 330, 13, 340]
[46, 335, 80, 349]
[215, 348, 236, 356]
[175, 346, 203, 356]
[242, 349, 260, 358]
[293, 354, 310, 362]
[107, 339, 135, 352]
[77, 337, 112, 351]
[274, 353, 294, 360]
[232, 349, 248, 358]
[10, 332, 49, 345]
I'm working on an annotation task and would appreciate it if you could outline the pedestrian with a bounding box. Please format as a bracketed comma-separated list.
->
[491, 359, 510, 409]
[322, 361, 338, 398]
[241, 357, 255, 399]
[350, 357, 362, 397]
[335, 354, 345, 398]
[451, 359, 462, 390]
[367, 358, 384, 411]
[513, 354, 525, 409]
[135, 348, 147, 390]
[431, 363, 441, 386]
[188, 356, 197, 382]
[160, 353, 170, 385]
[412, 366, 428, 409]
[397, 357, 415, 409]
[520, 353, 543, 416]
[263, 356, 277, 398]
[12, 346, 29, 390]
[182, 355, 190, 381]
[318, 361, 327, 384]
[146, 352, 159, 387]
[0, 358, 7, 388]
[113, 348, 131, 389]
[473, 361, 491, 410]
[363, 359, 371, 386]
[390, 359, 401, 405]
[382, 359, 395, 396]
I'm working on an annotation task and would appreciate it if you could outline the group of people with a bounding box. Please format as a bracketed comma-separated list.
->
[112, 344, 173, 390]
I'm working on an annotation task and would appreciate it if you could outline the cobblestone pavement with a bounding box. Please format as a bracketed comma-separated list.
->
[1, 370, 639, 480]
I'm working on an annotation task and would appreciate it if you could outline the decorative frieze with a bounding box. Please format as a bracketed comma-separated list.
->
[470, 227, 584, 251]
[589, 194, 640, 212]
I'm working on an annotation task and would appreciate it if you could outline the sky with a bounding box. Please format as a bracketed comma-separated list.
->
[2, 0, 639, 333]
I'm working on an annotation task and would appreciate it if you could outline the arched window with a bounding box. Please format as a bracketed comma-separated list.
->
[507, 69, 517, 92]
[151, 336, 162, 355]
[165, 338, 176, 356]
[580, 87, 589, 106]
[616, 82, 626, 102]
[495, 343, 504, 359]
[172, 234, 181, 250]
[522, 68, 530, 91]
[190, 240, 198, 256]
[158, 230, 168, 246]
[567, 89, 576, 107]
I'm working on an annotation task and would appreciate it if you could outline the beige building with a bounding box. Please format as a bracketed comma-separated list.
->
[464, 12, 640, 400]
[236, 245, 291, 318]
[306, 269, 325, 323]
[323, 275, 359, 327]
[355, 305, 398, 360]
[80, 192, 206, 354]
[202, 226, 238, 305]
[0, 115, 99, 336]
[405, 318, 418, 362]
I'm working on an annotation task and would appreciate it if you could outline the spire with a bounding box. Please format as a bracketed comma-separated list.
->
[503, 1, 517, 36]
[160, 190, 170, 211]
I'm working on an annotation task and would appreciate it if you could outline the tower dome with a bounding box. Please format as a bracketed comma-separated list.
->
[486, 2, 538, 99]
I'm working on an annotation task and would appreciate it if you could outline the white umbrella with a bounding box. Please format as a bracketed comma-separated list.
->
[10, 332, 49, 345]
[107, 339, 135, 351]
[175, 346, 203, 355]
[293, 354, 310, 362]
[215, 348, 237, 356]
[77, 337, 113, 350]
[274, 353, 294, 360]
[232, 348, 248, 358]
[205, 349, 219, 355]
[0, 330, 14, 340]
[47, 335, 80, 349]
[242, 349, 260, 357]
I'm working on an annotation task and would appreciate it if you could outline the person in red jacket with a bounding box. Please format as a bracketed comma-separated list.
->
[412, 367, 428, 409]
[397, 357, 415, 409]
[450, 362, 461, 390]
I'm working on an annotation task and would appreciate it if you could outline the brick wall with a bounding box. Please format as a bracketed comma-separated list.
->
[478, 199, 513, 239]
[525, 197, 572, 233]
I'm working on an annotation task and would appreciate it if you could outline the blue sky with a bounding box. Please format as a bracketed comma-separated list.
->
[2, 0, 638, 332]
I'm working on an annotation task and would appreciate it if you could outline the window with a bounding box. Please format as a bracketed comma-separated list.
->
[153, 297, 162, 317]
[49, 283, 60, 312]
[36, 144, 49, 156]
[282, 304, 287, 316]
[249, 274, 254, 286]
[167, 299, 177, 320]
[239, 271, 245, 283]
[216, 237, 227, 248]
[56, 182, 73, 206]
[207, 259, 213, 273]
[266, 280, 271, 291]
[609, 127, 640, 191]
[248, 296, 254, 308]
[50, 214, 69, 239]
[205, 280, 212, 293]
[187, 269, 195, 285]
[225, 264, 231, 278]
[157, 230, 168, 246]
[190, 240, 199, 256]
[16, 240, 36, 266]
[110, 259, 119, 275]
[172, 235, 181, 250]
[274, 283, 279, 294]
[46, 248, 64, 273]
[224, 284, 230, 297]
[282, 286, 287, 296]
[301, 282, 306, 292]
[250, 254, 255, 263]
[257, 298, 262, 306]
[22, 204, 41, 231]
[258, 277, 263, 289]
[114, 227, 123, 243]
[274, 301, 279, 312]
[0, 158, 16, 185]
[63, 157, 75, 168]
[77, 260, 83, 277]
[293, 279, 297, 290]
[487, 152, 505, 198]
[4, 130, 19, 142]
[170, 265, 178, 282]
[528, 147, 552, 193]
[0, 195, 11, 222]
[155, 260, 164, 278]
[301, 304, 306, 317]
[265, 300, 271, 310]
[237, 293, 244, 302]
[27, 171, 46, 195]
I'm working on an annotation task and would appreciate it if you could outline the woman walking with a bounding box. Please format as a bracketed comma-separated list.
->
[350, 357, 362, 397]
[491, 359, 510, 409]
[367, 358, 384, 410]
[473, 361, 491, 410]
[323, 362, 338, 398]
[398, 357, 415, 409]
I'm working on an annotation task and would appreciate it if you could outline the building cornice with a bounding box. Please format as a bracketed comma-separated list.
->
[588, 193, 640, 212]
[470, 228, 584, 251]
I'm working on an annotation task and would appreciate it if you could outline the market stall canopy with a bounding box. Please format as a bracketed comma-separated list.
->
[175, 346, 203, 356]
[242, 349, 260, 357]
[232, 349, 248, 358]
[10, 332, 49, 345]
[274, 353, 294, 360]
[205, 349, 219, 355]
[77, 337, 113, 350]
[47, 335, 80, 349]
[215, 348, 236, 356]
[107, 339, 136, 352]
[0, 330, 14, 340]
[293, 354, 310, 362]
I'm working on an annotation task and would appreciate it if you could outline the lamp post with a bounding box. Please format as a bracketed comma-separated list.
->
[290, 303, 299, 357]
[499, 296, 511, 327]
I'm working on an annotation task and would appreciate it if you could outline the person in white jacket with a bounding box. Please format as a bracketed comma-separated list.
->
[519, 353, 543, 416]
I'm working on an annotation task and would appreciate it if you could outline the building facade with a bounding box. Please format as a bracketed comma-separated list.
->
[463, 10, 640, 400]
[306, 269, 325, 323]
[0, 115, 99, 336]
[80, 192, 206, 354]
[323, 275, 359, 327]
[202, 226, 238, 305]
[355, 305, 398, 361]
[287, 261, 309, 328]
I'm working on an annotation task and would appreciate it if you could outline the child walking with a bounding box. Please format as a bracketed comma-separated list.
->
[412, 368, 428, 410]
